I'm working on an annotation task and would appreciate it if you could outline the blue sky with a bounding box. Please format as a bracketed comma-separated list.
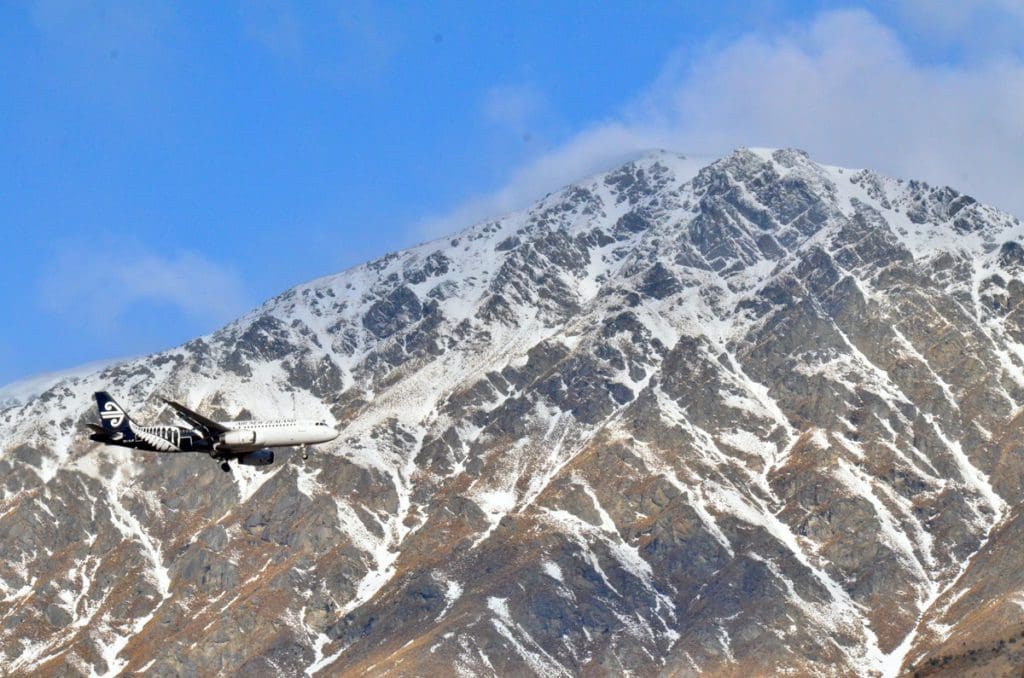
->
[3, 1, 1024, 386]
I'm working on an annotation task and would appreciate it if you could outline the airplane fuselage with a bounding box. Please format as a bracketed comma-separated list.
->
[213, 420, 339, 452]
[93, 420, 337, 455]
[116, 424, 211, 453]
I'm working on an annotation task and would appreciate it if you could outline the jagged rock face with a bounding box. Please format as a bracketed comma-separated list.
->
[3, 148, 1024, 677]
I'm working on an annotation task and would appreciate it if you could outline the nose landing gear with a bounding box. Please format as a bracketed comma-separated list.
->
[220, 461, 231, 472]
[301, 445, 308, 461]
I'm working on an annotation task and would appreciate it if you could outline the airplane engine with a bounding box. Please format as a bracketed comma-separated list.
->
[219, 430, 257, 447]
[238, 449, 274, 466]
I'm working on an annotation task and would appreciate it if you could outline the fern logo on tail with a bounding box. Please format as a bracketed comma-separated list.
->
[100, 401, 126, 428]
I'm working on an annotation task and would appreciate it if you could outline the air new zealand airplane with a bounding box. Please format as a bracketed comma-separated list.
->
[88, 392, 339, 472]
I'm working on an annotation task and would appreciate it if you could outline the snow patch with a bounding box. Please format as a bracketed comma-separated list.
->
[542, 561, 564, 584]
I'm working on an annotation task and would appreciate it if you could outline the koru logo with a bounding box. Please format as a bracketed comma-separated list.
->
[101, 401, 125, 428]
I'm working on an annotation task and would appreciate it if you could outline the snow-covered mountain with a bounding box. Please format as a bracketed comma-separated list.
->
[3, 148, 1024, 676]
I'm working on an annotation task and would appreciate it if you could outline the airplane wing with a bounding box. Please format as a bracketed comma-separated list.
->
[162, 398, 230, 437]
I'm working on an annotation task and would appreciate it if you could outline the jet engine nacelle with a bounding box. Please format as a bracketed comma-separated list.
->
[237, 449, 274, 466]
[219, 430, 257, 447]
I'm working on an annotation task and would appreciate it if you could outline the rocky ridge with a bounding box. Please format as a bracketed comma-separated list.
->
[3, 148, 1024, 676]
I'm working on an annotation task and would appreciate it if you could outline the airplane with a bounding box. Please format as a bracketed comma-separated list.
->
[87, 391, 339, 472]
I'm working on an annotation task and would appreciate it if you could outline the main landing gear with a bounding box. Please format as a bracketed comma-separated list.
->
[220, 461, 231, 472]
[301, 444, 308, 461]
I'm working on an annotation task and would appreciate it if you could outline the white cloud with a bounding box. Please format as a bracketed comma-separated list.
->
[481, 83, 545, 133]
[38, 242, 251, 332]
[418, 8, 1024, 240]
[662, 9, 1024, 212]
[895, 0, 1024, 37]
[416, 123, 672, 239]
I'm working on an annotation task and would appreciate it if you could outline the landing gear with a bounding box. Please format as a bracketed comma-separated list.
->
[220, 461, 231, 472]
[301, 445, 308, 461]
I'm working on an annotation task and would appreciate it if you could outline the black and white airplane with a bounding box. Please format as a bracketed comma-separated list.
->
[87, 392, 339, 472]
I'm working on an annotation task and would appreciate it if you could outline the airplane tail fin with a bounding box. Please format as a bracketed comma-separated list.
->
[94, 392, 135, 438]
